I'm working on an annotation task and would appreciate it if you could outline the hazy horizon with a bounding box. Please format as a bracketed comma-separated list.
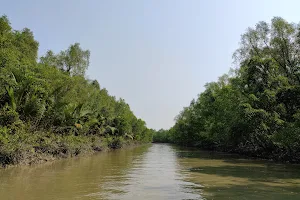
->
[2, 0, 300, 130]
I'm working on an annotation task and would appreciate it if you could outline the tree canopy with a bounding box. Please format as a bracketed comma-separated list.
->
[0, 15, 153, 166]
[157, 17, 300, 162]
[40, 43, 90, 76]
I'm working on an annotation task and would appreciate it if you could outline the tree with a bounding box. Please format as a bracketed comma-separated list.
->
[168, 17, 300, 161]
[0, 15, 153, 166]
[40, 43, 90, 76]
[40, 50, 57, 67]
[57, 43, 90, 76]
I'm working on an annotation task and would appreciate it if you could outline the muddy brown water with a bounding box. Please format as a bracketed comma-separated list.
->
[1, 144, 300, 199]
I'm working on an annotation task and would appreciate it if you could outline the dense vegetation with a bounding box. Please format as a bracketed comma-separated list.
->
[152, 129, 171, 143]
[155, 17, 300, 162]
[0, 16, 154, 166]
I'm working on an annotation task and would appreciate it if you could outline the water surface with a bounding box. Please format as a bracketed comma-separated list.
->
[0, 144, 300, 199]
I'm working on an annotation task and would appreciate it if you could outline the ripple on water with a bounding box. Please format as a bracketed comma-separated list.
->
[1, 144, 300, 200]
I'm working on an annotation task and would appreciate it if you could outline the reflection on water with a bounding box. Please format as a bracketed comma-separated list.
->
[175, 146, 300, 200]
[90, 144, 202, 200]
[0, 144, 300, 200]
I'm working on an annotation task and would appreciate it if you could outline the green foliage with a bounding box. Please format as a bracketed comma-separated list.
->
[0, 15, 152, 166]
[168, 17, 300, 162]
[40, 43, 90, 76]
[153, 129, 171, 143]
[0, 105, 19, 125]
[103, 136, 125, 149]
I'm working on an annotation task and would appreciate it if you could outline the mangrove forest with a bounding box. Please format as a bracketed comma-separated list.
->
[0, 15, 154, 167]
[154, 17, 300, 162]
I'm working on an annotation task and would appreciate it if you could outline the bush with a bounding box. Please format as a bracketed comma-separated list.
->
[0, 105, 19, 125]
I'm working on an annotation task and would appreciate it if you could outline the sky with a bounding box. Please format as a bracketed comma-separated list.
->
[1, 0, 300, 130]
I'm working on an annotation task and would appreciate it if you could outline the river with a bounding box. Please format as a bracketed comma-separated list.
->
[0, 144, 300, 199]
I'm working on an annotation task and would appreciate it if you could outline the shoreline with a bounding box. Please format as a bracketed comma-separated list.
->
[153, 142, 300, 164]
[0, 136, 146, 169]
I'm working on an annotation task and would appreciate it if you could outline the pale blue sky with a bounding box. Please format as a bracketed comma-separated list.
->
[1, 0, 300, 129]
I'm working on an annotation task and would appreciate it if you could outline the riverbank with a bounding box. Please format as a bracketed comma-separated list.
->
[157, 141, 300, 164]
[157, 17, 300, 165]
[0, 131, 143, 168]
[0, 16, 154, 168]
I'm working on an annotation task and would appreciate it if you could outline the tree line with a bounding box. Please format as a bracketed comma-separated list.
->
[154, 17, 300, 162]
[0, 15, 154, 166]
